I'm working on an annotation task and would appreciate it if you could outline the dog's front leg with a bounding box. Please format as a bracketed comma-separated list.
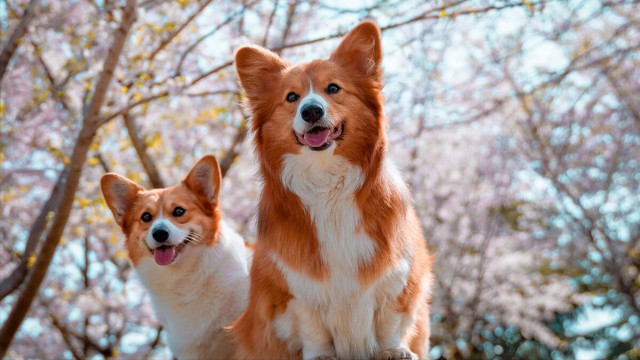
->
[295, 301, 336, 360]
[374, 306, 418, 360]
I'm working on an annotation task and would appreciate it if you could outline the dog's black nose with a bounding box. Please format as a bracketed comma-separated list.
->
[301, 103, 324, 123]
[152, 228, 169, 243]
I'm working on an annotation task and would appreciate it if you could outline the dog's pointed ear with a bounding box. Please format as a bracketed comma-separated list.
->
[101, 174, 144, 226]
[235, 45, 287, 102]
[330, 21, 383, 83]
[183, 155, 222, 205]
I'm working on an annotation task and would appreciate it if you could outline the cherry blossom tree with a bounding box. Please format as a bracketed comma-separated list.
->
[1, 0, 638, 358]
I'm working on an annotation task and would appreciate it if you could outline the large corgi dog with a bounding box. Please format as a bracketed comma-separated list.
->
[231, 22, 433, 359]
[101, 155, 251, 359]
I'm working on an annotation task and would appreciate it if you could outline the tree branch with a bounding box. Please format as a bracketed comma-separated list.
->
[147, 0, 215, 63]
[0, 0, 137, 355]
[0, 0, 39, 81]
[219, 116, 248, 178]
[122, 112, 165, 188]
[0, 167, 68, 300]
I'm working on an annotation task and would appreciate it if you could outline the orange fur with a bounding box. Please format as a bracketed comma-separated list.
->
[232, 21, 433, 359]
[101, 156, 222, 266]
[101, 156, 252, 359]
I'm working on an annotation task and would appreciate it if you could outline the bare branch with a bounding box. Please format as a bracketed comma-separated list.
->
[122, 112, 165, 188]
[147, 0, 215, 62]
[273, 0, 299, 55]
[0, 0, 39, 81]
[49, 312, 83, 360]
[261, 0, 279, 47]
[175, 1, 259, 75]
[219, 116, 248, 178]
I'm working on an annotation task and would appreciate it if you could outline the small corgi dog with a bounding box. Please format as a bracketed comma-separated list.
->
[231, 21, 433, 359]
[101, 155, 251, 359]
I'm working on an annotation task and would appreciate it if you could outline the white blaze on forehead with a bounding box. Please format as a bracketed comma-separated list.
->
[293, 82, 330, 134]
[145, 217, 189, 248]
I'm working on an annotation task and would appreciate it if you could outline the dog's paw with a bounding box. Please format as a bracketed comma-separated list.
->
[374, 348, 419, 360]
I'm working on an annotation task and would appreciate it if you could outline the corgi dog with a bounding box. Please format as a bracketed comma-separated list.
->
[231, 21, 433, 360]
[100, 155, 251, 360]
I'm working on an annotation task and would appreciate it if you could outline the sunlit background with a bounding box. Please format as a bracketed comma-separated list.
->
[1, 0, 639, 358]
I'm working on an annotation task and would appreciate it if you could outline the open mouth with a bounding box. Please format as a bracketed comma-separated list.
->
[147, 236, 192, 266]
[295, 122, 344, 151]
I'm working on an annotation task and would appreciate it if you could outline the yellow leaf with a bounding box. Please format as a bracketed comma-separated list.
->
[87, 157, 99, 166]
[0, 103, 6, 117]
[128, 172, 142, 184]
[133, 93, 142, 101]
[115, 249, 128, 260]
[97, 196, 107, 209]
[76, 198, 91, 209]
[85, 81, 93, 90]
[164, 22, 176, 32]
[3, 190, 19, 202]
[72, 227, 86, 237]
[147, 133, 162, 149]
[439, 9, 448, 18]
[141, 102, 150, 115]
[27, 255, 36, 268]
[121, 86, 129, 94]
[173, 153, 182, 166]
[148, 24, 162, 33]
[109, 234, 120, 245]
[60, 236, 67, 245]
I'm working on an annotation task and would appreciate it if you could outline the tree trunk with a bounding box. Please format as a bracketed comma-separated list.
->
[0, 0, 137, 355]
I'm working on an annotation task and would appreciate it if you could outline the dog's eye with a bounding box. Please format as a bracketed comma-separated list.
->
[326, 83, 340, 94]
[141, 212, 152, 223]
[172, 207, 185, 217]
[286, 92, 299, 102]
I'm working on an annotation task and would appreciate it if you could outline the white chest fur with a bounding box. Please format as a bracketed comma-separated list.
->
[135, 221, 250, 360]
[277, 147, 412, 359]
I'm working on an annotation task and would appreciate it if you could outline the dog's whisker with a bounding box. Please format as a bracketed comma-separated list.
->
[190, 231, 204, 239]
[183, 236, 196, 243]
[184, 232, 204, 245]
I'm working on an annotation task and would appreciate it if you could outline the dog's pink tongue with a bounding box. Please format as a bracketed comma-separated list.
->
[304, 129, 331, 147]
[154, 246, 175, 266]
